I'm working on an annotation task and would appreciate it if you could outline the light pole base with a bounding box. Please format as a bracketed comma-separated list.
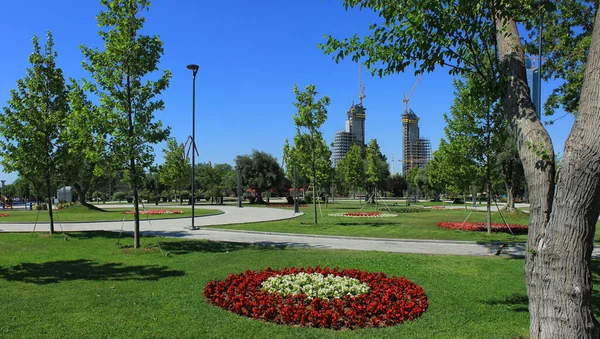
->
[185, 226, 200, 230]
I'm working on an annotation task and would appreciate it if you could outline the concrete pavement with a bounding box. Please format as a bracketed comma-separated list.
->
[1, 204, 598, 258]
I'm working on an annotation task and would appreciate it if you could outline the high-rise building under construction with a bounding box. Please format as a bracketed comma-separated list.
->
[401, 109, 431, 175]
[332, 103, 366, 167]
[332, 67, 367, 167]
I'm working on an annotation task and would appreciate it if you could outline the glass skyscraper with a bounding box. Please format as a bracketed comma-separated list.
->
[525, 56, 540, 117]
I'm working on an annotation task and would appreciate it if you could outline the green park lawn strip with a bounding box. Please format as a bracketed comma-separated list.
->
[220, 201, 600, 243]
[3, 232, 593, 337]
[0, 204, 220, 223]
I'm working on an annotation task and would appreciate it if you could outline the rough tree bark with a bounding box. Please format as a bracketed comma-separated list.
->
[496, 10, 600, 338]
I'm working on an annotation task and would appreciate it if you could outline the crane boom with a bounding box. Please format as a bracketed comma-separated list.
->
[402, 73, 423, 113]
[359, 66, 365, 105]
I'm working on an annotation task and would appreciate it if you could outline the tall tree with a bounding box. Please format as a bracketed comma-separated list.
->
[159, 138, 190, 202]
[62, 79, 109, 206]
[336, 144, 365, 197]
[235, 150, 283, 204]
[0, 32, 69, 234]
[445, 77, 504, 232]
[365, 139, 390, 204]
[321, 1, 600, 336]
[81, 0, 171, 249]
[287, 84, 331, 224]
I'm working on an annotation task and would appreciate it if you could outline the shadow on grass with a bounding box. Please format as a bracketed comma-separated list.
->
[159, 240, 291, 255]
[0, 259, 184, 285]
[483, 294, 529, 313]
[475, 242, 527, 258]
[65, 231, 132, 239]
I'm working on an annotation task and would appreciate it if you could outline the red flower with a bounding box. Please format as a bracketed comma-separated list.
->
[436, 221, 527, 234]
[203, 266, 428, 330]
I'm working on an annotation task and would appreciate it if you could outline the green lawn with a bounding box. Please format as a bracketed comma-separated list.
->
[1, 232, 580, 338]
[0, 204, 220, 223]
[217, 201, 600, 243]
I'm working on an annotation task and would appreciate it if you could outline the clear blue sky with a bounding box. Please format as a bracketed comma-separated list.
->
[0, 0, 574, 184]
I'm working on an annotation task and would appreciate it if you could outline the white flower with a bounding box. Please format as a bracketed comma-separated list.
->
[261, 273, 370, 300]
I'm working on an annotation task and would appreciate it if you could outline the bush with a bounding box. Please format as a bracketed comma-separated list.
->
[388, 207, 430, 213]
[113, 192, 126, 202]
[34, 203, 44, 211]
[286, 196, 294, 204]
[452, 198, 465, 204]
[304, 195, 312, 204]
[180, 191, 190, 200]
[126, 197, 133, 203]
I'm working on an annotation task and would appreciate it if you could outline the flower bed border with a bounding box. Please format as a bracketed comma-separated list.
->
[328, 212, 398, 218]
[122, 209, 184, 215]
[437, 221, 528, 234]
[204, 266, 428, 329]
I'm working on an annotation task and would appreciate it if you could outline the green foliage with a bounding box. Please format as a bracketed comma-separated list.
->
[113, 191, 126, 202]
[365, 139, 389, 188]
[81, 0, 171, 247]
[284, 84, 332, 223]
[336, 144, 365, 193]
[0, 31, 69, 233]
[159, 138, 190, 192]
[388, 207, 430, 214]
[236, 150, 283, 204]
[524, 1, 597, 117]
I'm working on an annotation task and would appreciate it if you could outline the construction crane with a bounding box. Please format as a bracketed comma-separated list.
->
[359, 66, 366, 105]
[402, 73, 423, 113]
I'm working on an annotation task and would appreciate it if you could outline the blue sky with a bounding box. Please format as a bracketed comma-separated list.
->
[0, 0, 574, 184]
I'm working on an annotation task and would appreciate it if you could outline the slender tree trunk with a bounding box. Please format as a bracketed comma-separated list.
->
[312, 142, 317, 225]
[126, 71, 140, 249]
[46, 176, 54, 235]
[497, 12, 600, 338]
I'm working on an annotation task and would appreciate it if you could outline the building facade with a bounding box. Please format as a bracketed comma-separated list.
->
[525, 56, 540, 117]
[331, 102, 366, 167]
[401, 109, 432, 175]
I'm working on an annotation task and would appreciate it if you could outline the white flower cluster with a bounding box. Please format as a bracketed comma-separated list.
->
[327, 213, 398, 218]
[261, 273, 370, 300]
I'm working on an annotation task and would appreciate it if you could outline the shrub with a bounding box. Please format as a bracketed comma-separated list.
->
[113, 192, 126, 202]
[388, 207, 430, 213]
[286, 196, 294, 204]
[180, 190, 190, 200]
[34, 203, 43, 211]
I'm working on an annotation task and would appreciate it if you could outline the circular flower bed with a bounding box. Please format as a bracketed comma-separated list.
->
[122, 209, 184, 215]
[328, 212, 398, 218]
[204, 266, 428, 329]
[437, 221, 528, 234]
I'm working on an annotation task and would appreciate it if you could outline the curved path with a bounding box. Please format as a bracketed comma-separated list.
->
[0, 205, 598, 258]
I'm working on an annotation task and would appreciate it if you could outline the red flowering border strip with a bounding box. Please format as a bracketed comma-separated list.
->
[430, 206, 463, 211]
[204, 266, 428, 329]
[122, 209, 184, 215]
[266, 204, 308, 208]
[437, 221, 528, 234]
[0, 214, 9, 217]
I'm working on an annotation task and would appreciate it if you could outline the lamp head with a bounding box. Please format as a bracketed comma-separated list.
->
[187, 64, 199, 71]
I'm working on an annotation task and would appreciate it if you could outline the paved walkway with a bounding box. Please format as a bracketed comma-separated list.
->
[1, 205, 598, 258]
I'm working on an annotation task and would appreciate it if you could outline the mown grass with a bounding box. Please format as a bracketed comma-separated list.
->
[0, 232, 563, 338]
[0, 204, 220, 223]
[217, 201, 600, 243]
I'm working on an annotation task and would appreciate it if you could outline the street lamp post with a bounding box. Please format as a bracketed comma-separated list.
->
[187, 64, 199, 230]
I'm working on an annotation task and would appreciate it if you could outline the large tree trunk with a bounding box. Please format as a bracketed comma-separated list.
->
[72, 183, 90, 207]
[496, 12, 600, 338]
[505, 182, 515, 210]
